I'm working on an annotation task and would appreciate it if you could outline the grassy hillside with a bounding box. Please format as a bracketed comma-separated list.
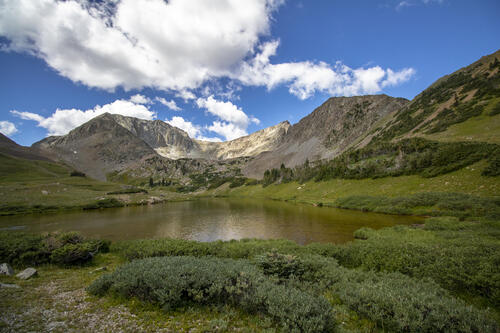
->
[0, 153, 188, 215]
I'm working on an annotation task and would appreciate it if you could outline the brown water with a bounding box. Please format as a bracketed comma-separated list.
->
[0, 198, 423, 244]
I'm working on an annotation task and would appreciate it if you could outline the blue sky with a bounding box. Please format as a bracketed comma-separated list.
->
[0, 0, 499, 146]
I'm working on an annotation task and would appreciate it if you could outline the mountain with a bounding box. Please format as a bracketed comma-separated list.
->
[242, 95, 408, 178]
[33, 113, 158, 180]
[0, 133, 50, 161]
[30, 49, 500, 183]
[32, 113, 290, 181]
[369, 49, 500, 145]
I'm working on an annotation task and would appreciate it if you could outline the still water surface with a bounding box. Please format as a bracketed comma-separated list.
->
[0, 198, 423, 244]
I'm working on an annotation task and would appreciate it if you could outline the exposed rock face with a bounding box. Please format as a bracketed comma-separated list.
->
[0, 263, 14, 276]
[242, 95, 409, 178]
[16, 267, 37, 280]
[110, 114, 197, 159]
[194, 121, 290, 160]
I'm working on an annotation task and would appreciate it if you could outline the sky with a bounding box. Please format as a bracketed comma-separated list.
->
[0, 0, 499, 146]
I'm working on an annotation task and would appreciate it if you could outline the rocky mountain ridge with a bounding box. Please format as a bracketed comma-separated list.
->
[21, 49, 500, 183]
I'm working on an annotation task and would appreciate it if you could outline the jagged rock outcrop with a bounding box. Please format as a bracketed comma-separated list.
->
[194, 121, 290, 160]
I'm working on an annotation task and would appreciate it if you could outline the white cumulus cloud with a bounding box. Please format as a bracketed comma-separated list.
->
[196, 96, 259, 140]
[166, 116, 221, 142]
[0, 0, 414, 100]
[0, 0, 281, 92]
[129, 94, 152, 104]
[11, 99, 156, 136]
[155, 97, 181, 111]
[237, 41, 416, 99]
[0, 121, 18, 136]
[207, 121, 249, 141]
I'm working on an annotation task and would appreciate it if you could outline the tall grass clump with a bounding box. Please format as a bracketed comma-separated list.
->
[87, 256, 334, 332]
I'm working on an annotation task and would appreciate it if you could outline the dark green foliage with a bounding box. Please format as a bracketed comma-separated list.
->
[374, 64, 500, 141]
[333, 220, 500, 307]
[353, 227, 375, 240]
[489, 101, 500, 116]
[255, 252, 497, 332]
[106, 188, 148, 195]
[482, 146, 500, 176]
[111, 238, 312, 261]
[334, 270, 497, 333]
[334, 192, 500, 220]
[263, 138, 499, 184]
[87, 256, 334, 332]
[263, 168, 280, 186]
[229, 177, 246, 188]
[69, 170, 86, 177]
[426, 102, 483, 133]
[50, 243, 95, 266]
[0, 231, 109, 267]
[82, 198, 124, 210]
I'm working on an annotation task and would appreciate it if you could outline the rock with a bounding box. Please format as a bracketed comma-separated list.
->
[16, 267, 37, 280]
[91, 267, 107, 274]
[41, 190, 49, 195]
[147, 196, 162, 205]
[0, 263, 14, 276]
[0, 283, 20, 289]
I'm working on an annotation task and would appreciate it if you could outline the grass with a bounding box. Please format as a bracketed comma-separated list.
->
[208, 160, 499, 208]
[0, 158, 191, 216]
[422, 98, 500, 143]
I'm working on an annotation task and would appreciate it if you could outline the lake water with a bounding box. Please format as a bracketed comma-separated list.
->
[0, 198, 423, 244]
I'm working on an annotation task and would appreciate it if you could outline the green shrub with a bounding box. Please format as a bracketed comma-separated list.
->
[353, 227, 376, 240]
[229, 177, 246, 188]
[335, 270, 498, 333]
[334, 222, 500, 307]
[82, 198, 124, 210]
[0, 231, 109, 267]
[50, 243, 94, 266]
[87, 256, 334, 332]
[255, 252, 497, 332]
[106, 188, 148, 195]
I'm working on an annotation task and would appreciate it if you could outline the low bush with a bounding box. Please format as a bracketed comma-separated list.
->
[87, 256, 334, 332]
[0, 231, 109, 267]
[106, 188, 148, 195]
[82, 198, 124, 210]
[255, 252, 498, 332]
[335, 221, 500, 307]
[352, 227, 376, 240]
[70, 170, 86, 177]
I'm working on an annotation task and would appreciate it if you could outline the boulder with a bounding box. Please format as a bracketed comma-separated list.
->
[0, 263, 14, 276]
[16, 267, 37, 280]
[0, 283, 20, 289]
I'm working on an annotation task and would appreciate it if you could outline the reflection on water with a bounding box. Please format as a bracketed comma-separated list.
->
[0, 198, 423, 244]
